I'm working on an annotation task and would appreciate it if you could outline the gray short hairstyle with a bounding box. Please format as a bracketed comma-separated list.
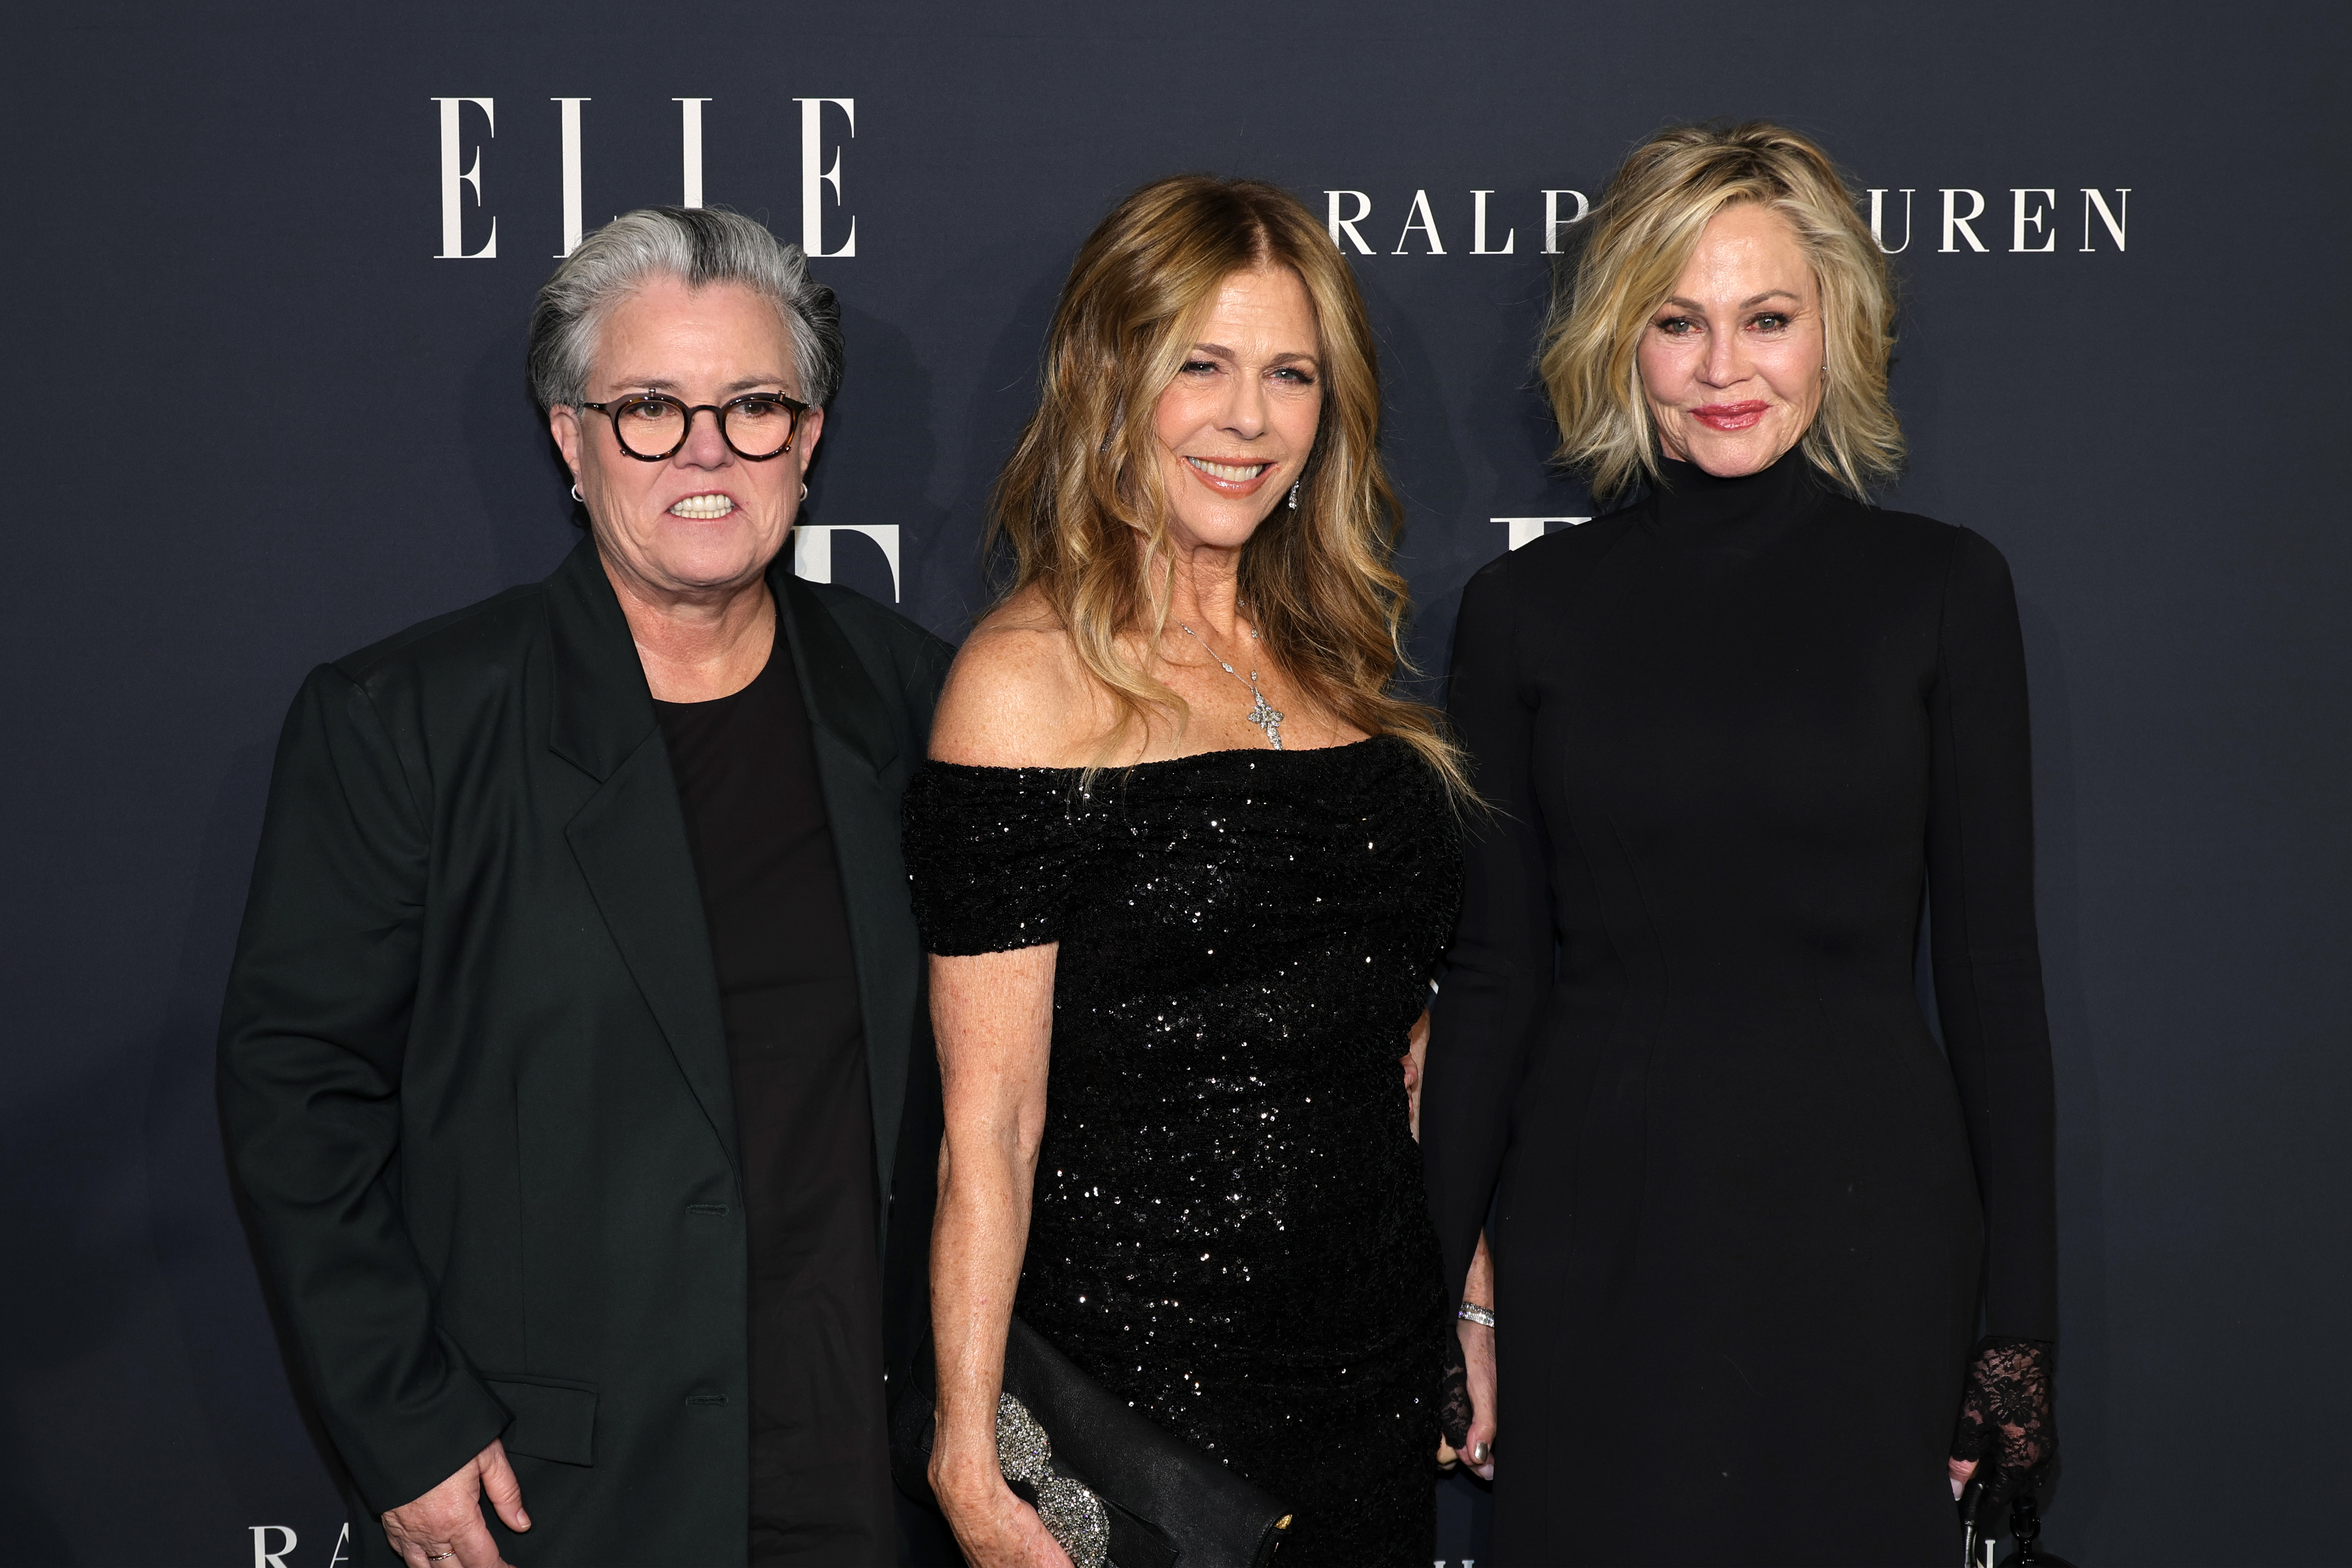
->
[526, 206, 844, 414]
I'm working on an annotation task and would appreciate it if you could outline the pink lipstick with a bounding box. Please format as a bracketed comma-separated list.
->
[1182, 455, 1276, 498]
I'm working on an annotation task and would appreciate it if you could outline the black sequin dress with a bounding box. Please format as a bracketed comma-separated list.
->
[902, 737, 1461, 1567]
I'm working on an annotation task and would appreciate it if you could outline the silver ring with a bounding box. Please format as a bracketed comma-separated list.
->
[1457, 1301, 1496, 1329]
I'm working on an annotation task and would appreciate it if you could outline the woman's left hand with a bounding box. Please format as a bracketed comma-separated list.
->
[1947, 1337, 2057, 1536]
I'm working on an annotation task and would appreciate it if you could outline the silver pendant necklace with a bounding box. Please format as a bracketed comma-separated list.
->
[1177, 621, 1284, 750]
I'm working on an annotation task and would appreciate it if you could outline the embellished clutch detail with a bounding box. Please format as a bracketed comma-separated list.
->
[993, 1388, 1112, 1567]
[891, 1314, 1293, 1568]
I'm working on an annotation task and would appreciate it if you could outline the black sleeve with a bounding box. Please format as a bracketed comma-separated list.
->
[1422, 562, 1557, 1309]
[1927, 530, 2061, 1340]
[900, 764, 1103, 955]
[216, 667, 510, 1513]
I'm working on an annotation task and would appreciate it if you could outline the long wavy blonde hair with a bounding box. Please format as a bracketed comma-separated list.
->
[989, 174, 1467, 795]
[1541, 121, 1905, 502]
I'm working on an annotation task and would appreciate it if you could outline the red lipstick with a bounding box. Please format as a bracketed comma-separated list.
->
[1691, 401, 1770, 432]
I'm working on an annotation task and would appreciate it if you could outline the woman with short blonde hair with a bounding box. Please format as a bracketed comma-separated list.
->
[905, 175, 1466, 1566]
[1541, 120, 1906, 502]
[1425, 122, 2063, 1564]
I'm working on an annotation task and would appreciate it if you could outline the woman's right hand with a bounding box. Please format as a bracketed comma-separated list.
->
[1456, 1314, 1497, 1481]
[1441, 1230, 1498, 1481]
[926, 935, 1065, 1567]
[932, 1451, 1075, 1568]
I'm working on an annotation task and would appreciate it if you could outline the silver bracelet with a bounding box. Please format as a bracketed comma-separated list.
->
[1457, 1301, 1496, 1329]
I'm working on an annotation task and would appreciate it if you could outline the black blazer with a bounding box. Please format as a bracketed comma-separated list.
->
[219, 539, 952, 1566]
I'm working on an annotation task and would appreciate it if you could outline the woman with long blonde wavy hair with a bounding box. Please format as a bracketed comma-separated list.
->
[902, 175, 1467, 1568]
[1423, 121, 2063, 1564]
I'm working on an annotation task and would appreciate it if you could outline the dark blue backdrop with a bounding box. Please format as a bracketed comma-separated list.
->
[7, 3, 2348, 1563]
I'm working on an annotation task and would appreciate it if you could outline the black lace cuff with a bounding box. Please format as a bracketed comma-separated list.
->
[1950, 1336, 2058, 1535]
[1438, 1323, 1472, 1454]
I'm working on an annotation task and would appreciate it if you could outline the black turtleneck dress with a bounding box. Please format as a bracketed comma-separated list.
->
[1422, 451, 2058, 1565]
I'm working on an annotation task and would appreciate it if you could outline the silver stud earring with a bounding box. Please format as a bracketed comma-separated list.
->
[570, 483, 583, 502]
[1287, 481, 1301, 511]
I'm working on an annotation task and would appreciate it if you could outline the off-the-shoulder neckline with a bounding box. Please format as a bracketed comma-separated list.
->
[922, 735, 1397, 776]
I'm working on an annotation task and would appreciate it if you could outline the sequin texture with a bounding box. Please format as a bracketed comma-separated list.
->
[904, 737, 1461, 1566]
[995, 1392, 1110, 1568]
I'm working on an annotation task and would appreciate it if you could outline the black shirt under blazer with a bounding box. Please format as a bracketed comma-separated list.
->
[218, 539, 951, 1567]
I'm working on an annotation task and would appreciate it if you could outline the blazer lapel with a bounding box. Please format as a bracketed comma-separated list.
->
[773, 564, 920, 1210]
[546, 541, 737, 1170]
[776, 565, 899, 776]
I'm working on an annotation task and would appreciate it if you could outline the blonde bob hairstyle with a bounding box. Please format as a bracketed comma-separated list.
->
[1540, 120, 1904, 502]
[989, 174, 1467, 795]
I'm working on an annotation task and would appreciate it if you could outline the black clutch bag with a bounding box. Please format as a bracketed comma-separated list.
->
[889, 1313, 1292, 1568]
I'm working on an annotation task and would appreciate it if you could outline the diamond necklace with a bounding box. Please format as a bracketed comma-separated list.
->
[1176, 621, 1285, 750]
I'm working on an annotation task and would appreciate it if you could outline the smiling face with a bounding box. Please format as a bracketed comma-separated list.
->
[1636, 201, 1826, 478]
[1150, 265, 1323, 554]
[548, 275, 823, 602]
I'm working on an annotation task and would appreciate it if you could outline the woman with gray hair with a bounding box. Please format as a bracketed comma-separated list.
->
[220, 206, 953, 1567]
